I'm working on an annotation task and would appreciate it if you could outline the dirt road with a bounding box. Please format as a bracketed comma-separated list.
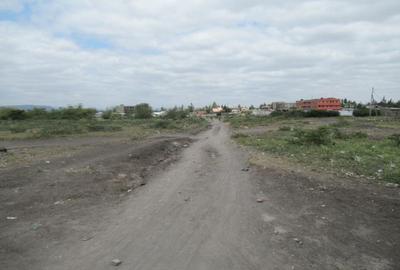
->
[2, 121, 399, 269]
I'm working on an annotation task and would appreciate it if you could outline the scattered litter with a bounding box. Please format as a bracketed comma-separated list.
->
[127, 189, 132, 193]
[256, 197, 265, 203]
[111, 259, 122, 266]
[321, 204, 326, 208]
[0, 147, 7, 153]
[241, 167, 250, 172]
[45, 160, 51, 164]
[31, 223, 42, 230]
[118, 173, 127, 179]
[81, 235, 94, 241]
[54, 200, 64, 205]
[6, 216, 17, 220]
[183, 144, 189, 148]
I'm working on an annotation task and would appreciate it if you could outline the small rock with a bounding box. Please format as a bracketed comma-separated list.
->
[241, 167, 250, 172]
[385, 183, 399, 188]
[111, 259, 122, 266]
[184, 197, 191, 202]
[293, 238, 303, 246]
[6, 216, 17, 220]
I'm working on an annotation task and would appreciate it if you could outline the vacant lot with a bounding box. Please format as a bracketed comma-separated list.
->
[0, 116, 209, 269]
[0, 117, 208, 141]
[228, 115, 400, 184]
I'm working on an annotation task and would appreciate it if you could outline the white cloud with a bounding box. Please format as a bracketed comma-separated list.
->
[0, 0, 400, 108]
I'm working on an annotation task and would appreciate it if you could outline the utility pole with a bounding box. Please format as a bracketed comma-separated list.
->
[369, 87, 374, 117]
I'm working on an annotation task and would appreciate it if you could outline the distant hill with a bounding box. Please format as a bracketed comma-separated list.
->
[0, 105, 54, 111]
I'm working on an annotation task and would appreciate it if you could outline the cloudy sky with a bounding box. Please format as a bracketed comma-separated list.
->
[0, 0, 399, 108]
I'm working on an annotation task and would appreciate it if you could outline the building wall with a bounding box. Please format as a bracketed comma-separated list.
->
[272, 102, 296, 111]
[297, 98, 341, 111]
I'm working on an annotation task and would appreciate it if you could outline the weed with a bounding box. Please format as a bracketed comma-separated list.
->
[279, 126, 292, 131]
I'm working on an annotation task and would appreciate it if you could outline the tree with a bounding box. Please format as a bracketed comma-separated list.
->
[102, 110, 113, 120]
[134, 103, 153, 119]
[188, 103, 194, 113]
[222, 105, 231, 113]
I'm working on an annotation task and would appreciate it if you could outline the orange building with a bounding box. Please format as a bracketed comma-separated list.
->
[296, 98, 341, 111]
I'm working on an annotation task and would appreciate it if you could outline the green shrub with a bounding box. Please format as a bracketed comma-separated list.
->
[304, 110, 339, 117]
[0, 109, 27, 120]
[279, 126, 291, 131]
[164, 107, 189, 120]
[87, 125, 123, 132]
[232, 133, 249, 139]
[152, 119, 175, 129]
[9, 126, 28, 133]
[348, 131, 368, 139]
[353, 108, 381, 117]
[389, 134, 400, 146]
[290, 126, 333, 145]
[37, 125, 86, 137]
[134, 103, 153, 119]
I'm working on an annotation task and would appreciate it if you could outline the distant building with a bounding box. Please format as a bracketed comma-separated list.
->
[114, 104, 135, 115]
[152, 111, 166, 117]
[252, 109, 272, 116]
[271, 102, 296, 111]
[296, 98, 341, 111]
[212, 107, 223, 113]
[123, 106, 135, 114]
[380, 107, 400, 118]
[339, 108, 354, 116]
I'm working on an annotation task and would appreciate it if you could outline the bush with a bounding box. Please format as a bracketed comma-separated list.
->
[389, 134, 400, 146]
[37, 125, 86, 137]
[348, 131, 368, 139]
[353, 108, 381, 117]
[87, 124, 123, 132]
[304, 110, 339, 117]
[232, 133, 249, 139]
[164, 107, 189, 120]
[48, 106, 96, 120]
[0, 109, 27, 120]
[134, 103, 153, 119]
[152, 119, 175, 129]
[9, 126, 27, 133]
[279, 126, 292, 131]
[290, 126, 333, 145]
[271, 110, 339, 118]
